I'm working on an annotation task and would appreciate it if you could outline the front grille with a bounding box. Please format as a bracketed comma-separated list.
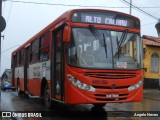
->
[95, 93, 128, 97]
[93, 85, 129, 89]
[84, 72, 136, 79]
[96, 98, 127, 101]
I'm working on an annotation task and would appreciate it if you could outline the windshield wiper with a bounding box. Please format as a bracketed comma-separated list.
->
[89, 25, 104, 46]
[116, 29, 128, 59]
[88, 25, 108, 58]
[103, 33, 107, 58]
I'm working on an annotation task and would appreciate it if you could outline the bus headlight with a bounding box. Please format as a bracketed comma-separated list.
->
[128, 79, 143, 91]
[67, 74, 95, 92]
[77, 81, 83, 88]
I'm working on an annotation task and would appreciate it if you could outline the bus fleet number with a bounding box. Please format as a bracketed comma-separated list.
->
[92, 80, 107, 84]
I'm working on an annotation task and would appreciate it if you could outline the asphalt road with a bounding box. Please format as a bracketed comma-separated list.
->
[1, 89, 160, 120]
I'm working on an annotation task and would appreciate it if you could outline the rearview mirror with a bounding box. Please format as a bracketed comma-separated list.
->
[63, 23, 71, 42]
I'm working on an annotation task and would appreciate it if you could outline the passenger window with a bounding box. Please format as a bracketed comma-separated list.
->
[17, 52, 20, 66]
[21, 49, 24, 65]
[19, 49, 24, 66]
[31, 39, 39, 63]
[13, 54, 17, 67]
[40, 33, 50, 61]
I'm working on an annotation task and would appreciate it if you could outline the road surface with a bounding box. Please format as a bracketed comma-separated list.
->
[1, 89, 160, 120]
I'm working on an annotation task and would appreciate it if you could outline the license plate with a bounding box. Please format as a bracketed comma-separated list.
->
[106, 94, 119, 98]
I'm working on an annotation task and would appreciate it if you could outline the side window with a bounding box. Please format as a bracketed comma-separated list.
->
[151, 53, 159, 72]
[17, 52, 19, 66]
[20, 49, 24, 66]
[40, 33, 50, 62]
[13, 53, 17, 67]
[19, 51, 21, 65]
[56, 30, 63, 63]
[31, 39, 39, 63]
[22, 49, 24, 65]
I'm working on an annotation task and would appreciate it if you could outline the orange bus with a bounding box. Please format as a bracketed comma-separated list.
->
[11, 9, 143, 109]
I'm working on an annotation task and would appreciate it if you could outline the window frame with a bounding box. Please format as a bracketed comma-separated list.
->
[150, 53, 159, 72]
[30, 38, 40, 64]
[39, 32, 50, 62]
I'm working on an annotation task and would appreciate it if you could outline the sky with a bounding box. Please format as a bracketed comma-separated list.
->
[1, 0, 160, 75]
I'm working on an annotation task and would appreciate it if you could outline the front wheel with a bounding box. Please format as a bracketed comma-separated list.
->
[44, 84, 53, 109]
[93, 103, 106, 108]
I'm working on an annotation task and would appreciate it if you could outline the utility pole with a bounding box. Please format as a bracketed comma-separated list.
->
[0, 0, 6, 77]
[0, 0, 2, 77]
[129, 0, 132, 14]
[121, 0, 158, 20]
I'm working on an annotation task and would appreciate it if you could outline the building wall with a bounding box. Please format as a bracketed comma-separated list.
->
[143, 45, 160, 88]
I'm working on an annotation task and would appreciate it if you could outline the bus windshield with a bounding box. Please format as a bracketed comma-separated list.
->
[67, 28, 142, 69]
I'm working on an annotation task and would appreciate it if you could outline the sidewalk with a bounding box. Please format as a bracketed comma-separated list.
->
[104, 89, 160, 112]
[143, 89, 160, 101]
[143, 89, 160, 93]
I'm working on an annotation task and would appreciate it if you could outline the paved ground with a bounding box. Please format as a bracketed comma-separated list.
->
[1, 89, 160, 120]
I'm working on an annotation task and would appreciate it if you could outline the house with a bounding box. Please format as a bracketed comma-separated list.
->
[142, 35, 160, 89]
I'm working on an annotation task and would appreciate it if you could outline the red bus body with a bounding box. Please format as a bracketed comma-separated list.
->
[11, 9, 143, 106]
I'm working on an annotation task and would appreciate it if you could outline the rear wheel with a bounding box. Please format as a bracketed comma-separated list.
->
[17, 80, 23, 96]
[44, 84, 53, 109]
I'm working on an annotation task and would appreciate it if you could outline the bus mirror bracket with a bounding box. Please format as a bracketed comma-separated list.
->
[63, 23, 71, 42]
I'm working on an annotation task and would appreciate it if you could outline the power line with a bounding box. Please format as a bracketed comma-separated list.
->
[120, 0, 159, 20]
[128, 0, 160, 21]
[2, 0, 13, 57]
[1, 45, 20, 53]
[6, 0, 13, 25]
[2, 0, 13, 40]
[141, 10, 160, 21]
[133, 0, 160, 17]
[2, 0, 6, 15]
[3, 0, 160, 8]
[142, 22, 157, 26]
[5, 0, 129, 8]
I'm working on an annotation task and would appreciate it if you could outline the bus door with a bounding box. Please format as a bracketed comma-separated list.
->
[24, 46, 30, 91]
[51, 27, 64, 101]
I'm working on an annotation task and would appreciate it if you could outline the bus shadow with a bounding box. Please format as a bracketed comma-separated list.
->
[46, 102, 108, 120]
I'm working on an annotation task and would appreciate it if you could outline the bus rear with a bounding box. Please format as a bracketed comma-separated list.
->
[64, 9, 143, 106]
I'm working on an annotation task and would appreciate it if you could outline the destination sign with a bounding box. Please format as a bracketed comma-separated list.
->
[71, 11, 140, 29]
[84, 16, 128, 27]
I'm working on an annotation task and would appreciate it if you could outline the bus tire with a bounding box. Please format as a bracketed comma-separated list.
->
[93, 103, 106, 108]
[17, 80, 23, 96]
[44, 84, 53, 109]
